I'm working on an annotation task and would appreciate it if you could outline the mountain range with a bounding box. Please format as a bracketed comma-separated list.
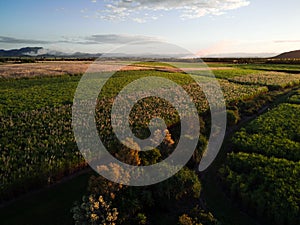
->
[0, 47, 300, 59]
[0, 47, 102, 58]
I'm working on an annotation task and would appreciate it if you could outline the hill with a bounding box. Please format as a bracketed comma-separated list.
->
[0, 47, 102, 58]
[275, 50, 300, 58]
[0, 47, 43, 57]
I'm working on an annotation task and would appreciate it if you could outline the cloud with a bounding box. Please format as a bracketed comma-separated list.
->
[99, 0, 250, 22]
[0, 36, 51, 44]
[55, 7, 65, 12]
[81, 34, 162, 44]
[0, 34, 161, 46]
[274, 40, 300, 43]
[80, 8, 88, 13]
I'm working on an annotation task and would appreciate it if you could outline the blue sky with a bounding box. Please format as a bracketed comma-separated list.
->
[1, 0, 300, 56]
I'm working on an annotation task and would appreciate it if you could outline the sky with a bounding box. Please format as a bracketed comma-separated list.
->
[0, 0, 300, 57]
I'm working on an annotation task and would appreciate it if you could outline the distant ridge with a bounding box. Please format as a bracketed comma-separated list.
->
[0, 47, 190, 58]
[0, 47, 102, 58]
[0, 47, 43, 57]
[275, 50, 300, 58]
[203, 52, 276, 58]
[2, 47, 300, 59]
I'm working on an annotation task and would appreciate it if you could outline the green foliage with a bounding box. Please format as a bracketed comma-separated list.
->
[189, 205, 220, 225]
[71, 195, 118, 225]
[229, 72, 300, 89]
[288, 90, 300, 104]
[86, 167, 202, 225]
[134, 213, 147, 225]
[232, 130, 300, 161]
[135, 61, 177, 68]
[0, 68, 269, 116]
[139, 148, 162, 166]
[0, 62, 274, 205]
[242, 103, 300, 141]
[212, 68, 260, 79]
[178, 214, 195, 225]
[152, 167, 201, 203]
[221, 102, 300, 225]
[18, 57, 37, 63]
[220, 153, 300, 225]
[235, 63, 300, 73]
[178, 205, 219, 225]
[0, 75, 80, 114]
[0, 105, 85, 200]
[288, 93, 300, 104]
[2, 61, 295, 225]
[226, 109, 240, 126]
[187, 135, 208, 168]
[237, 95, 271, 116]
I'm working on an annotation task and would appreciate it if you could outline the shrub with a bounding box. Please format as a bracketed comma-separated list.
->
[71, 195, 118, 225]
[227, 110, 240, 126]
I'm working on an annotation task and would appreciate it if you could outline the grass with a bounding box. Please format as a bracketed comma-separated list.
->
[0, 75, 80, 114]
[186, 68, 261, 79]
[169, 62, 235, 68]
[235, 63, 300, 73]
[164, 61, 209, 68]
[0, 171, 93, 225]
[212, 69, 260, 79]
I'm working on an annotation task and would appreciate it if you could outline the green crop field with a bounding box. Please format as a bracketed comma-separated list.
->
[236, 63, 300, 73]
[0, 64, 267, 200]
[219, 98, 300, 225]
[1, 60, 300, 225]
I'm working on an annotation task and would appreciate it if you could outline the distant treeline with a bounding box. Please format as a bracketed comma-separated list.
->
[0, 57, 98, 63]
[202, 57, 300, 64]
[1, 56, 300, 64]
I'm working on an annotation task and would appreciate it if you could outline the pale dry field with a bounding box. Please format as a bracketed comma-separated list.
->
[0, 61, 229, 79]
[0, 61, 96, 79]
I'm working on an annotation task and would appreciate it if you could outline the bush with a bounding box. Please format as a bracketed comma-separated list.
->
[71, 195, 118, 225]
[227, 110, 240, 126]
[178, 214, 195, 225]
[134, 213, 147, 225]
[178, 205, 219, 225]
